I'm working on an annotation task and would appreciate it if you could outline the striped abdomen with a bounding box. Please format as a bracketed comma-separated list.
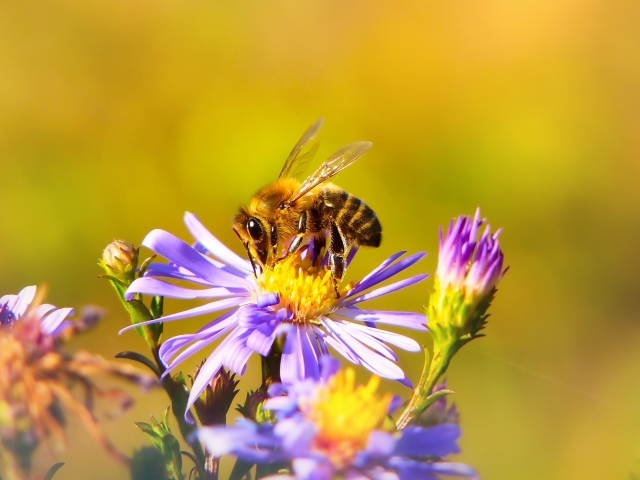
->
[319, 185, 382, 247]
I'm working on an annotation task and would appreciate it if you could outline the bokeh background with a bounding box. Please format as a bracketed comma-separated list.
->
[1, 0, 639, 478]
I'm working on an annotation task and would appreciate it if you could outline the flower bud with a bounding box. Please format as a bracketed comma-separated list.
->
[100, 240, 139, 284]
[237, 389, 275, 424]
[429, 209, 507, 347]
[191, 366, 239, 426]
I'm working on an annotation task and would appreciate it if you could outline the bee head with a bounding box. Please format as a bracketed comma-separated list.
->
[233, 208, 270, 267]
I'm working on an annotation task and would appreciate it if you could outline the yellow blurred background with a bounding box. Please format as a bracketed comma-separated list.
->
[1, 0, 639, 478]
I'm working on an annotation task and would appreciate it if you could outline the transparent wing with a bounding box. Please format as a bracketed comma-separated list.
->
[278, 119, 324, 180]
[288, 141, 372, 203]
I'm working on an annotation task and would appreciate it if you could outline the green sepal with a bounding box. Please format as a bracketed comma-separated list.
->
[138, 255, 157, 277]
[116, 351, 160, 376]
[43, 462, 65, 480]
[135, 422, 165, 450]
[412, 389, 455, 416]
[162, 434, 184, 480]
[230, 458, 256, 480]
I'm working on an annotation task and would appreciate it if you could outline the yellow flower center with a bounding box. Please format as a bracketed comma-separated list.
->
[300, 368, 392, 469]
[256, 251, 350, 324]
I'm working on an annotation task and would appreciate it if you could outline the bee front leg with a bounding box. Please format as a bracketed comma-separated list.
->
[286, 210, 308, 257]
[328, 223, 346, 298]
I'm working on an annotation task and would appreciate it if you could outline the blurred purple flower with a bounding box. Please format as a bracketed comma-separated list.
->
[121, 212, 428, 420]
[0, 285, 74, 336]
[198, 358, 477, 480]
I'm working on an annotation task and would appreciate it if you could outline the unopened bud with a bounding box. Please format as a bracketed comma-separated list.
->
[237, 389, 275, 424]
[429, 209, 507, 347]
[191, 366, 239, 426]
[100, 240, 139, 284]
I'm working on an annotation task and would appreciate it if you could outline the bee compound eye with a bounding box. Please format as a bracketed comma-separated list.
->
[246, 218, 263, 241]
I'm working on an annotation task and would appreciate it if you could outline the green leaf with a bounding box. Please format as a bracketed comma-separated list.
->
[162, 434, 184, 480]
[116, 351, 160, 376]
[135, 422, 164, 450]
[230, 459, 255, 480]
[43, 462, 65, 480]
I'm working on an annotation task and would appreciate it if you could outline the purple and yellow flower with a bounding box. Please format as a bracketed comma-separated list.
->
[429, 209, 507, 345]
[198, 358, 477, 480]
[121, 212, 428, 420]
[0, 286, 155, 478]
[0, 285, 74, 336]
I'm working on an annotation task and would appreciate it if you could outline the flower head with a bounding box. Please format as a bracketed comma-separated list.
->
[122, 212, 429, 421]
[0, 286, 155, 477]
[0, 285, 74, 336]
[198, 358, 477, 480]
[429, 209, 507, 345]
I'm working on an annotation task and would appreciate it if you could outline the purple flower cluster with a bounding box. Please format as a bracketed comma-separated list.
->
[198, 358, 477, 480]
[121, 213, 429, 421]
[436, 208, 506, 298]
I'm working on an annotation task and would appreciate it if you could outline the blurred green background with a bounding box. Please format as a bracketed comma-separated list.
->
[1, 0, 639, 478]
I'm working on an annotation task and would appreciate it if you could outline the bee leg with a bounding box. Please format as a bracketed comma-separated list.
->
[286, 210, 308, 257]
[328, 223, 346, 298]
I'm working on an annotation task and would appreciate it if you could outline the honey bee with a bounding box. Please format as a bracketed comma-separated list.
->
[233, 119, 382, 290]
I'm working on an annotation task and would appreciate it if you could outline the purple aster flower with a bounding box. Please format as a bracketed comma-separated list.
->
[436, 208, 505, 299]
[121, 212, 428, 420]
[0, 285, 74, 336]
[197, 358, 477, 480]
[429, 209, 507, 342]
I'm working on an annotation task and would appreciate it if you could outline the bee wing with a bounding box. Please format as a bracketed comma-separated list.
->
[278, 119, 324, 180]
[288, 141, 372, 203]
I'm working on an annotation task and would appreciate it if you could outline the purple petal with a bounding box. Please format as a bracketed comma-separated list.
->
[281, 326, 320, 384]
[335, 321, 397, 361]
[184, 212, 253, 275]
[366, 430, 396, 457]
[119, 297, 244, 334]
[394, 424, 461, 457]
[348, 252, 426, 298]
[220, 328, 253, 374]
[142, 229, 249, 289]
[246, 321, 279, 356]
[126, 277, 246, 301]
[322, 318, 405, 380]
[333, 308, 427, 330]
[343, 274, 428, 306]
[40, 307, 75, 335]
[256, 292, 280, 308]
[292, 457, 334, 480]
[339, 321, 421, 352]
[144, 263, 213, 285]
[13, 286, 37, 317]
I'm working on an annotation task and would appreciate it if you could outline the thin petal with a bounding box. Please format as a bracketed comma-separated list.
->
[40, 307, 75, 335]
[394, 424, 461, 457]
[333, 308, 427, 330]
[126, 277, 246, 301]
[119, 297, 244, 334]
[13, 286, 37, 318]
[343, 275, 428, 307]
[184, 212, 253, 275]
[142, 229, 249, 288]
[341, 322, 421, 352]
[323, 318, 405, 380]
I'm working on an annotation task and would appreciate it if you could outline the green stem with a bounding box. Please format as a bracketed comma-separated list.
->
[396, 340, 460, 430]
